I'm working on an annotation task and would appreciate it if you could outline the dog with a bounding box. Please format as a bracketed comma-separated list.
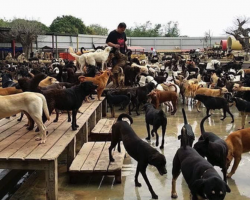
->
[193, 115, 229, 182]
[38, 76, 58, 87]
[225, 127, 250, 178]
[195, 87, 228, 111]
[178, 108, 195, 147]
[147, 90, 178, 115]
[0, 92, 50, 143]
[231, 97, 250, 129]
[109, 114, 167, 199]
[0, 87, 22, 95]
[171, 118, 231, 199]
[78, 70, 111, 100]
[106, 91, 130, 117]
[144, 103, 167, 149]
[124, 65, 141, 87]
[194, 94, 234, 123]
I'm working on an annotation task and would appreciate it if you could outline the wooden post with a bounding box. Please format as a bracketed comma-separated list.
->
[81, 122, 88, 145]
[96, 104, 102, 123]
[45, 159, 58, 200]
[102, 98, 107, 117]
[67, 137, 76, 171]
[88, 112, 96, 135]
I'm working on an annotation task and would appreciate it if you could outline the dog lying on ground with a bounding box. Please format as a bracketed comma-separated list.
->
[178, 108, 195, 147]
[195, 87, 228, 111]
[144, 103, 167, 149]
[0, 92, 50, 143]
[106, 91, 130, 117]
[194, 94, 234, 123]
[78, 70, 111, 100]
[109, 113, 167, 199]
[231, 97, 250, 129]
[225, 127, 250, 178]
[193, 115, 229, 182]
[171, 117, 231, 199]
[148, 90, 178, 115]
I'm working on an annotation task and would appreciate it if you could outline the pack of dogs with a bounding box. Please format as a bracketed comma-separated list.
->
[2, 46, 250, 199]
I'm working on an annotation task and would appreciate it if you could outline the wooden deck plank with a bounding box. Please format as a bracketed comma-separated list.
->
[0, 119, 28, 142]
[108, 143, 126, 172]
[91, 119, 107, 134]
[100, 118, 116, 134]
[78, 102, 93, 113]
[11, 114, 68, 160]
[0, 115, 18, 127]
[42, 99, 104, 160]
[94, 142, 111, 172]
[0, 116, 27, 134]
[0, 130, 38, 159]
[69, 142, 95, 171]
[42, 114, 90, 160]
[81, 142, 105, 172]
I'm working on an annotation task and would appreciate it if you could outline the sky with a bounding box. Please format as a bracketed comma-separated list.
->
[1, 0, 249, 37]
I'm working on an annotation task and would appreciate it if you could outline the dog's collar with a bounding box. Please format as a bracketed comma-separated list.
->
[200, 168, 212, 179]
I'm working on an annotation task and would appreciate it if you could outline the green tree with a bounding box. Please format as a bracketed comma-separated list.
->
[126, 21, 162, 37]
[0, 18, 10, 27]
[0, 18, 47, 57]
[50, 15, 90, 34]
[162, 21, 180, 37]
[88, 24, 108, 35]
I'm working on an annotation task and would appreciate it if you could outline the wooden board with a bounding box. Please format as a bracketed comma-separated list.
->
[91, 119, 107, 134]
[0, 116, 18, 127]
[0, 117, 27, 134]
[69, 142, 95, 171]
[100, 118, 116, 134]
[81, 142, 105, 172]
[94, 142, 111, 172]
[108, 143, 126, 172]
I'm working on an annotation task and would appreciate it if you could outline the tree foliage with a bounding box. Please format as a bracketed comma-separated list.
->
[126, 21, 180, 37]
[0, 18, 10, 27]
[50, 15, 90, 34]
[88, 24, 108, 35]
[226, 16, 250, 52]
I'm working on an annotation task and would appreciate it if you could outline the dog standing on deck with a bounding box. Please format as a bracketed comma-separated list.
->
[144, 103, 167, 149]
[171, 116, 231, 199]
[0, 92, 50, 144]
[109, 114, 167, 199]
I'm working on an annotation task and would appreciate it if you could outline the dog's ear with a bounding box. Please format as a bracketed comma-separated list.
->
[225, 184, 231, 193]
[78, 76, 85, 82]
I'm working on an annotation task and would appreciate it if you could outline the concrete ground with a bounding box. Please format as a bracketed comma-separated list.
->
[9, 103, 250, 200]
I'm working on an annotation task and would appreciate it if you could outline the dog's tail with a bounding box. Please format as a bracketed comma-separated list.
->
[36, 93, 50, 121]
[200, 114, 211, 135]
[117, 113, 133, 125]
[182, 108, 188, 125]
[68, 47, 80, 62]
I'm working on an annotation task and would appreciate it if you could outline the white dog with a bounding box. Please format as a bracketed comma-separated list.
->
[69, 46, 112, 71]
[0, 92, 50, 143]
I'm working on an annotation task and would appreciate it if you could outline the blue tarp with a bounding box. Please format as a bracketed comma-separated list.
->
[0, 47, 23, 52]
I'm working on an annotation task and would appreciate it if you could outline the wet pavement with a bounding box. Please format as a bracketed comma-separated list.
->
[9, 103, 250, 200]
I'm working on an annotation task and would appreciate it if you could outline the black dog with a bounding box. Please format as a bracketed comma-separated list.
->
[194, 115, 229, 182]
[109, 114, 167, 199]
[178, 108, 195, 147]
[171, 118, 231, 199]
[106, 91, 130, 117]
[194, 94, 234, 123]
[144, 103, 167, 149]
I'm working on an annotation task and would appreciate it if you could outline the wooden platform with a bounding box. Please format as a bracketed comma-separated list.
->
[91, 118, 117, 141]
[0, 96, 107, 200]
[69, 141, 126, 183]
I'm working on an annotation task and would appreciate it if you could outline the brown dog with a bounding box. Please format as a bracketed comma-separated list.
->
[148, 90, 178, 115]
[78, 70, 111, 100]
[0, 87, 22, 95]
[225, 128, 250, 178]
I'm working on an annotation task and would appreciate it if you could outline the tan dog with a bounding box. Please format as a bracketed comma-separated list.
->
[39, 76, 58, 87]
[195, 87, 228, 111]
[78, 70, 111, 100]
[233, 83, 250, 91]
[0, 92, 50, 143]
[0, 87, 23, 95]
[225, 128, 250, 178]
[210, 72, 219, 86]
[148, 90, 178, 115]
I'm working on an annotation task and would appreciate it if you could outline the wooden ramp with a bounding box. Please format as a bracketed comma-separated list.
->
[0, 96, 106, 200]
[69, 141, 126, 183]
[91, 118, 117, 141]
